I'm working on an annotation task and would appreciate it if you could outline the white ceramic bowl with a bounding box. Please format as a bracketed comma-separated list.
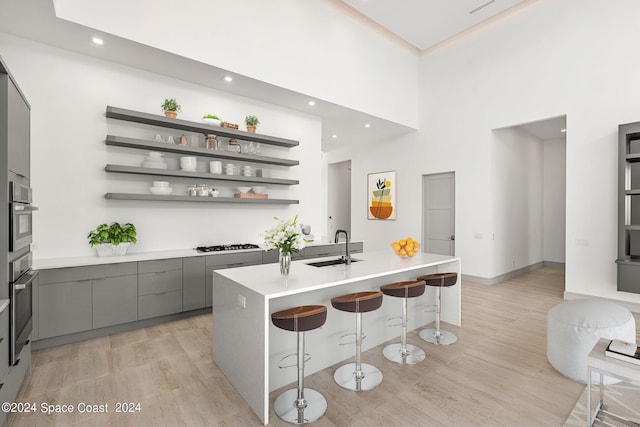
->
[147, 151, 164, 159]
[149, 187, 173, 195]
[153, 181, 169, 187]
[237, 186, 251, 194]
[202, 118, 221, 127]
[180, 156, 197, 164]
[252, 186, 266, 194]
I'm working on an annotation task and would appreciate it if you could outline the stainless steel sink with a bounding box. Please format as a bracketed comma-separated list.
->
[306, 258, 361, 267]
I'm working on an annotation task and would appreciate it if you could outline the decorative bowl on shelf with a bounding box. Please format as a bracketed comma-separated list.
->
[391, 238, 420, 258]
[237, 186, 251, 194]
[252, 186, 266, 194]
[149, 187, 173, 195]
[202, 117, 221, 127]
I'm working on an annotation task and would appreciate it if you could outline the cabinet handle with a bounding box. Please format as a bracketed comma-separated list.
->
[13, 358, 20, 367]
[25, 339, 29, 345]
[226, 263, 244, 267]
[0, 383, 3, 390]
[0, 338, 3, 344]
[154, 271, 168, 275]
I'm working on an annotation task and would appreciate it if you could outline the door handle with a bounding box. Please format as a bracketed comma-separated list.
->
[451, 235, 455, 241]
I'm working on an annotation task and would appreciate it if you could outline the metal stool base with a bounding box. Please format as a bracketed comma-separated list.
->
[334, 363, 383, 391]
[273, 388, 327, 424]
[382, 343, 425, 364]
[419, 328, 457, 345]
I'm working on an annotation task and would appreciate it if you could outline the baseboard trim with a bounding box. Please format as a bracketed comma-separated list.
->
[462, 262, 545, 285]
[543, 261, 565, 269]
[563, 292, 640, 314]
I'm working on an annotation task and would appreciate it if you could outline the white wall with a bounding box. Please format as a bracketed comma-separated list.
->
[52, 0, 419, 129]
[491, 127, 543, 276]
[0, 33, 325, 259]
[327, 160, 351, 240]
[543, 137, 566, 263]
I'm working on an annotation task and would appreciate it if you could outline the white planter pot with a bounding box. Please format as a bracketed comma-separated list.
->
[202, 118, 221, 127]
[94, 242, 131, 257]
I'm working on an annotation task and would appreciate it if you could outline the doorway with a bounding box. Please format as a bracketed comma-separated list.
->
[422, 172, 455, 256]
[327, 160, 351, 240]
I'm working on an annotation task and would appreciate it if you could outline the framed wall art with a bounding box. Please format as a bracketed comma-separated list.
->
[367, 171, 396, 220]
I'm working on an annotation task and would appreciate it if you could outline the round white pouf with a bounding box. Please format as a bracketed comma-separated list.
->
[547, 299, 636, 384]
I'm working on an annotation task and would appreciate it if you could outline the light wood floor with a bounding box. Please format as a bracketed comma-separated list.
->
[9, 267, 640, 426]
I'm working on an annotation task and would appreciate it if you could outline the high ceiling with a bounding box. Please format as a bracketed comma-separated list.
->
[0, 0, 536, 150]
[340, 0, 529, 51]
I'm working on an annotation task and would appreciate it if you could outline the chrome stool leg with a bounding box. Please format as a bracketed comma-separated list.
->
[420, 286, 457, 345]
[274, 330, 327, 424]
[383, 296, 425, 364]
[334, 312, 383, 391]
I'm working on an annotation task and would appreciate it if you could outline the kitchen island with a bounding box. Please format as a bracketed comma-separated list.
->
[212, 250, 461, 424]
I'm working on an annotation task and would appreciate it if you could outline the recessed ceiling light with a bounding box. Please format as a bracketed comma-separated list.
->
[332, 134, 337, 139]
[308, 101, 316, 107]
[561, 128, 567, 133]
[224, 76, 233, 82]
[364, 123, 371, 128]
[91, 37, 104, 45]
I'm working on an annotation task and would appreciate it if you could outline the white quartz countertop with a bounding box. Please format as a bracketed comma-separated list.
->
[214, 250, 460, 299]
[32, 239, 361, 270]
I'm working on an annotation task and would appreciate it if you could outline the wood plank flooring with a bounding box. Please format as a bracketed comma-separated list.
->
[9, 267, 640, 426]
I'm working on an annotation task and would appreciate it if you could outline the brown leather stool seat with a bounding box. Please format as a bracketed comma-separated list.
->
[379, 280, 426, 365]
[417, 272, 457, 288]
[417, 272, 458, 345]
[331, 291, 383, 313]
[380, 280, 426, 298]
[331, 291, 383, 391]
[271, 304, 328, 424]
[272, 305, 327, 332]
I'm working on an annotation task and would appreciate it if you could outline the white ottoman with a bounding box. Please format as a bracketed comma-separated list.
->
[547, 299, 636, 384]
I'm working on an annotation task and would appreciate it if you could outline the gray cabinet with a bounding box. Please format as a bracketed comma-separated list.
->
[3, 74, 30, 179]
[93, 275, 138, 328]
[617, 121, 640, 294]
[183, 257, 205, 311]
[138, 258, 182, 319]
[39, 279, 92, 339]
[205, 251, 262, 307]
[0, 307, 9, 381]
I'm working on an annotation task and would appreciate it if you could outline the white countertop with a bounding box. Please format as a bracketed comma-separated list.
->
[32, 239, 361, 270]
[214, 250, 460, 299]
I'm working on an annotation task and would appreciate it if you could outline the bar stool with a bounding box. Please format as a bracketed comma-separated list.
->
[271, 305, 328, 424]
[331, 291, 383, 391]
[417, 272, 458, 345]
[380, 280, 426, 364]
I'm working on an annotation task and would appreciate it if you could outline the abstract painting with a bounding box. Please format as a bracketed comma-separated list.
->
[367, 171, 396, 220]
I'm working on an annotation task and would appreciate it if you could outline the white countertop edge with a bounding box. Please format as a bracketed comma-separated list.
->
[33, 240, 363, 270]
[0, 299, 9, 315]
[214, 251, 460, 299]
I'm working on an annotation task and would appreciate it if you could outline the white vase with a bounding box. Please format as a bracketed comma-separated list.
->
[95, 242, 131, 257]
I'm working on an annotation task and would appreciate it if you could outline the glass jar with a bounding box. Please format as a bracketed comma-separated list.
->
[187, 185, 197, 196]
[227, 139, 240, 153]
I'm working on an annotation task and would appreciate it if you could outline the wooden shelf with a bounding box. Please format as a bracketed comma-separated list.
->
[105, 193, 299, 204]
[106, 135, 299, 167]
[105, 164, 299, 185]
[106, 106, 299, 148]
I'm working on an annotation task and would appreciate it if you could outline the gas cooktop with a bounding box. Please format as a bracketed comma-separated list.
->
[196, 244, 260, 253]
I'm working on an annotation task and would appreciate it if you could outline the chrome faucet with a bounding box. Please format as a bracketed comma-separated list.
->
[334, 229, 351, 264]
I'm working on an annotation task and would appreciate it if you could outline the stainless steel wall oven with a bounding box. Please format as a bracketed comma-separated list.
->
[9, 182, 36, 253]
[9, 250, 35, 364]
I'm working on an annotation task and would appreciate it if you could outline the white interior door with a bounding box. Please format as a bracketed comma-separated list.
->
[423, 172, 455, 256]
[327, 160, 351, 240]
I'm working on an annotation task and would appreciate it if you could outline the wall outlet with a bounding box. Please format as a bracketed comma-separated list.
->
[237, 294, 246, 309]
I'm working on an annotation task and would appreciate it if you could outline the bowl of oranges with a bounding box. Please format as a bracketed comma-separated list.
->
[391, 237, 420, 258]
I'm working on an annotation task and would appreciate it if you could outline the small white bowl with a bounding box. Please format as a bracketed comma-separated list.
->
[237, 186, 251, 194]
[180, 156, 197, 163]
[153, 181, 169, 187]
[147, 151, 164, 159]
[149, 187, 173, 195]
[252, 186, 266, 194]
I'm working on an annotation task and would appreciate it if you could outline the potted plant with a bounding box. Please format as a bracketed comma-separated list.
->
[202, 114, 222, 126]
[245, 115, 260, 133]
[87, 222, 137, 257]
[161, 98, 181, 118]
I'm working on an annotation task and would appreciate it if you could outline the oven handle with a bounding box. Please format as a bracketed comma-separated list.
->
[13, 270, 38, 290]
[13, 204, 39, 212]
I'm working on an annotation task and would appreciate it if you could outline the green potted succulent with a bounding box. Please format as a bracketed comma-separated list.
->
[245, 115, 260, 133]
[202, 114, 222, 126]
[161, 98, 181, 118]
[87, 222, 137, 257]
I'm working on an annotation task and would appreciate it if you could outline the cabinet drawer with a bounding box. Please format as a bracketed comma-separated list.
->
[93, 275, 138, 329]
[39, 262, 137, 284]
[183, 257, 205, 311]
[0, 341, 31, 406]
[138, 258, 182, 274]
[0, 308, 9, 380]
[138, 269, 182, 295]
[138, 290, 182, 320]
[206, 251, 262, 268]
[305, 244, 344, 258]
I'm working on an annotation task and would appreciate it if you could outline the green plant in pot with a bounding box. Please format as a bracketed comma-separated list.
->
[245, 115, 260, 133]
[161, 98, 181, 118]
[202, 114, 222, 126]
[87, 222, 137, 257]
